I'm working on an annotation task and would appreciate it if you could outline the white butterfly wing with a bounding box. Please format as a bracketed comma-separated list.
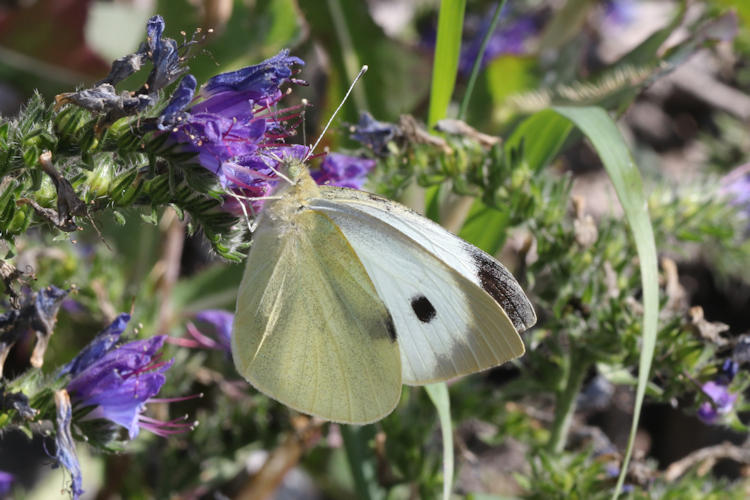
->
[310, 187, 535, 385]
[232, 207, 402, 423]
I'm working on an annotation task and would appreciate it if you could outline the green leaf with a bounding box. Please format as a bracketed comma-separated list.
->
[615, 1, 685, 69]
[424, 185, 441, 222]
[486, 56, 536, 114]
[170, 262, 245, 314]
[299, 0, 430, 124]
[425, 383, 454, 500]
[458, 203, 510, 255]
[505, 109, 574, 173]
[340, 425, 381, 500]
[427, 0, 467, 127]
[551, 106, 659, 499]
[457, 109, 573, 255]
[424, 0, 466, 223]
[458, 0, 507, 120]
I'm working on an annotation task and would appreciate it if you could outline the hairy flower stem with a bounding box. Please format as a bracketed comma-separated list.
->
[547, 351, 590, 454]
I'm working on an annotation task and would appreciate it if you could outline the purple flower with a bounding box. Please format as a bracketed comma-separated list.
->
[195, 49, 305, 119]
[350, 112, 399, 156]
[602, 0, 638, 28]
[0, 470, 14, 496]
[144, 15, 187, 93]
[158, 51, 309, 213]
[58, 313, 130, 378]
[174, 310, 234, 352]
[697, 381, 738, 424]
[719, 359, 739, 384]
[54, 389, 83, 500]
[66, 335, 174, 438]
[60, 315, 191, 439]
[311, 153, 375, 190]
[458, 8, 537, 75]
[721, 163, 750, 211]
[158, 74, 197, 130]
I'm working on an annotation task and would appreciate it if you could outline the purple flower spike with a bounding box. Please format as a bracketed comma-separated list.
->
[697, 381, 738, 424]
[58, 313, 131, 378]
[66, 336, 173, 439]
[158, 49, 310, 215]
[311, 153, 376, 190]
[54, 390, 84, 500]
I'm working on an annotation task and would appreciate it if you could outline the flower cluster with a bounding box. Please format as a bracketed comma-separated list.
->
[53, 314, 192, 498]
[157, 51, 378, 215]
[157, 50, 310, 213]
[311, 153, 375, 189]
[62, 313, 184, 438]
[697, 360, 739, 424]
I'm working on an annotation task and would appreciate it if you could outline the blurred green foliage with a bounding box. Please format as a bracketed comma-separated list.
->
[1, 0, 750, 499]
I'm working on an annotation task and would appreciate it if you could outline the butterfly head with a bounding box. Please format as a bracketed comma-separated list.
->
[282, 155, 307, 183]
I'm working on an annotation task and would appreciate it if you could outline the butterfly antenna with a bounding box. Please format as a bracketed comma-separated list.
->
[301, 98, 308, 148]
[226, 189, 256, 234]
[304, 65, 368, 162]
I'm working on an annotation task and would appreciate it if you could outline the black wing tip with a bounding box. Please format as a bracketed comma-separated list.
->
[468, 245, 536, 332]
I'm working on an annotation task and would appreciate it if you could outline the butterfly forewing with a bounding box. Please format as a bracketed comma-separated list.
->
[232, 208, 402, 424]
[315, 187, 536, 332]
[311, 187, 533, 385]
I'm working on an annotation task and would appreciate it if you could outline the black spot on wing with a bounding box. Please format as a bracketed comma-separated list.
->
[469, 246, 536, 332]
[385, 311, 397, 342]
[410, 295, 437, 323]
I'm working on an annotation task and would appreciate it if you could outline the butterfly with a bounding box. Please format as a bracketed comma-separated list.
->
[231, 159, 536, 424]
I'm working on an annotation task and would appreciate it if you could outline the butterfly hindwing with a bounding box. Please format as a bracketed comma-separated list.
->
[232, 208, 402, 424]
[311, 187, 534, 385]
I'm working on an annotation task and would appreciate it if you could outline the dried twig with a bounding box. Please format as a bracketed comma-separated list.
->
[664, 440, 750, 482]
[234, 416, 323, 500]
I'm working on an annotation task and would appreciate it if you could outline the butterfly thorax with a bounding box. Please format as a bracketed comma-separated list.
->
[261, 164, 321, 231]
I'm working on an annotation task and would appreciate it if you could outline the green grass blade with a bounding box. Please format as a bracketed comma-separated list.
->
[424, 2, 464, 486]
[458, 0, 507, 120]
[425, 0, 467, 220]
[551, 106, 659, 499]
[425, 383, 454, 500]
[325, 0, 368, 110]
[340, 425, 379, 500]
[427, 0, 467, 126]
